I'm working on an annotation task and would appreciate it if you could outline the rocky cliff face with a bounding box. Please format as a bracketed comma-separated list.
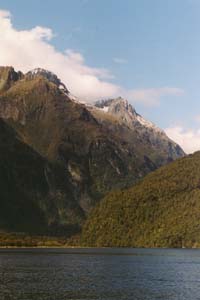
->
[0, 66, 185, 235]
[0, 66, 23, 92]
[91, 97, 184, 165]
[0, 118, 83, 234]
[25, 68, 69, 93]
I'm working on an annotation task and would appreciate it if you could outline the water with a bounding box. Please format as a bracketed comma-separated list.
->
[1, 248, 200, 300]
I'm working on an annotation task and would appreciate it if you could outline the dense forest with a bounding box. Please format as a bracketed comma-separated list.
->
[82, 152, 200, 248]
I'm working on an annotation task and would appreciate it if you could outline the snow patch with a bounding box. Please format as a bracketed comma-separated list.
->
[136, 114, 162, 133]
[59, 84, 65, 90]
[99, 106, 109, 112]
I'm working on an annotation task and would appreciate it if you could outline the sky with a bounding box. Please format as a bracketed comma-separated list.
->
[0, 0, 200, 153]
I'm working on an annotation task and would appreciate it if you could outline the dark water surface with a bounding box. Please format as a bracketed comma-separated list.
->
[0, 248, 200, 300]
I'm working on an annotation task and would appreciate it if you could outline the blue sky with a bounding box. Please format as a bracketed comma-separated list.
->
[0, 0, 200, 152]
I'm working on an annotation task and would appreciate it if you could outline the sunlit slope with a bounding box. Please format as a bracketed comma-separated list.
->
[82, 152, 200, 248]
[0, 67, 184, 212]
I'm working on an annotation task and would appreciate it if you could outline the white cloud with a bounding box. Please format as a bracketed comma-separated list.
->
[0, 10, 120, 101]
[0, 9, 184, 105]
[113, 57, 128, 64]
[194, 115, 200, 123]
[165, 126, 200, 154]
[0, 10, 11, 18]
[127, 87, 184, 106]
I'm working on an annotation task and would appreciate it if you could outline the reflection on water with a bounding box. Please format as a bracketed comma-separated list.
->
[0, 248, 200, 299]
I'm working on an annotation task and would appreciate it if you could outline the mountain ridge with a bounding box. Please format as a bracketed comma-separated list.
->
[0, 65, 185, 237]
[81, 151, 200, 248]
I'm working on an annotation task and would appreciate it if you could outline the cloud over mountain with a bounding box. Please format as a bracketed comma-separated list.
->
[0, 9, 183, 105]
[165, 126, 200, 154]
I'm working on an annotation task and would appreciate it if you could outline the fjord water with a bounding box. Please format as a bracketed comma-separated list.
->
[1, 248, 200, 300]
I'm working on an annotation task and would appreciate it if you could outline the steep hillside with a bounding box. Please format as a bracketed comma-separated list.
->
[82, 152, 200, 248]
[0, 66, 22, 92]
[0, 118, 83, 235]
[0, 66, 184, 215]
[91, 97, 184, 166]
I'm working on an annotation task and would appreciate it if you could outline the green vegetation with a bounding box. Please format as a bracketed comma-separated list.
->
[0, 67, 184, 209]
[82, 152, 200, 248]
[0, 66, 185, 242]
[0, 232, 80, 247]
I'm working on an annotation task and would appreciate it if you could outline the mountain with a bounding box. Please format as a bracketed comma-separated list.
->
[0, 66, 184, 236]
[25, 68, 69, 93]
[0, 66, 23, 92]
[0, 117, 83, 235]
[81, 151, 200, 248]
[92, 97, 184, 165]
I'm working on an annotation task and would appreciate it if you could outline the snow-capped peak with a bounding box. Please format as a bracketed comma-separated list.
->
[94, 97, 137, 117]
[94, 97, 163, 133]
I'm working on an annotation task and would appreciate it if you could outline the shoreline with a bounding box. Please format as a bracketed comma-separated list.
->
[0, 246, 197, 250]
